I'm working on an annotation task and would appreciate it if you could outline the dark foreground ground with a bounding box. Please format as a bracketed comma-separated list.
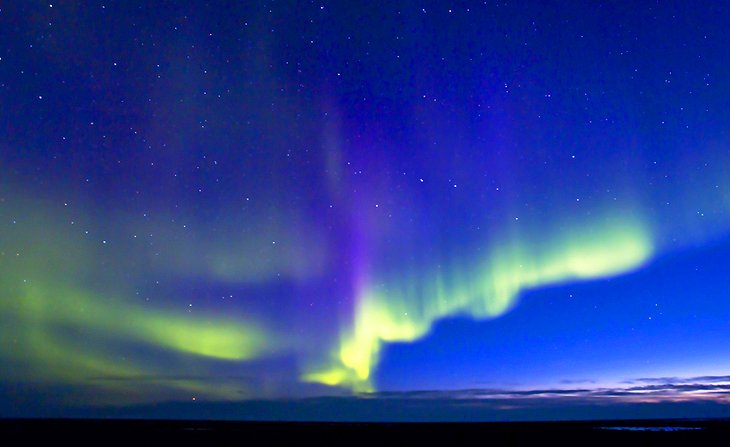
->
[2, 418, 730, 445]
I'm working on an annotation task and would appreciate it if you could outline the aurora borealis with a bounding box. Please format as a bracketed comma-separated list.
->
[3, 1, 730, 420]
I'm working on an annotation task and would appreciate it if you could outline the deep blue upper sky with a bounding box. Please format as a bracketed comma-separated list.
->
[1, 1, 730, 420]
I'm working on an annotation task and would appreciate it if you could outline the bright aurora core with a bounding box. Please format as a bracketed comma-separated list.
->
[2, 1, 730, 420]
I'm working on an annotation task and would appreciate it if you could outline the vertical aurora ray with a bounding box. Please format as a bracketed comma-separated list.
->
[304, 215, 653, 391]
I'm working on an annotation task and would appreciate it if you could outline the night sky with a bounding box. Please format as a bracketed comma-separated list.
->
[2, 1, 730, 420]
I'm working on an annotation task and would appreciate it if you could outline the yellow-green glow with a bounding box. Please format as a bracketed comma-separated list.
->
[0, 281, 273, 403]
[1, 283, 268, 361]
[304, 216, 653, 391]
[0, 188, 280, 403]
[0, 186, 656, 401]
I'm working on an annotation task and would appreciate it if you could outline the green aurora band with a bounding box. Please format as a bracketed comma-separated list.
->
[304, 215, 653, 392]
[0, 282, 273, 403]
[0, 186, 655, 400]
[0, 191, 277, 403]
